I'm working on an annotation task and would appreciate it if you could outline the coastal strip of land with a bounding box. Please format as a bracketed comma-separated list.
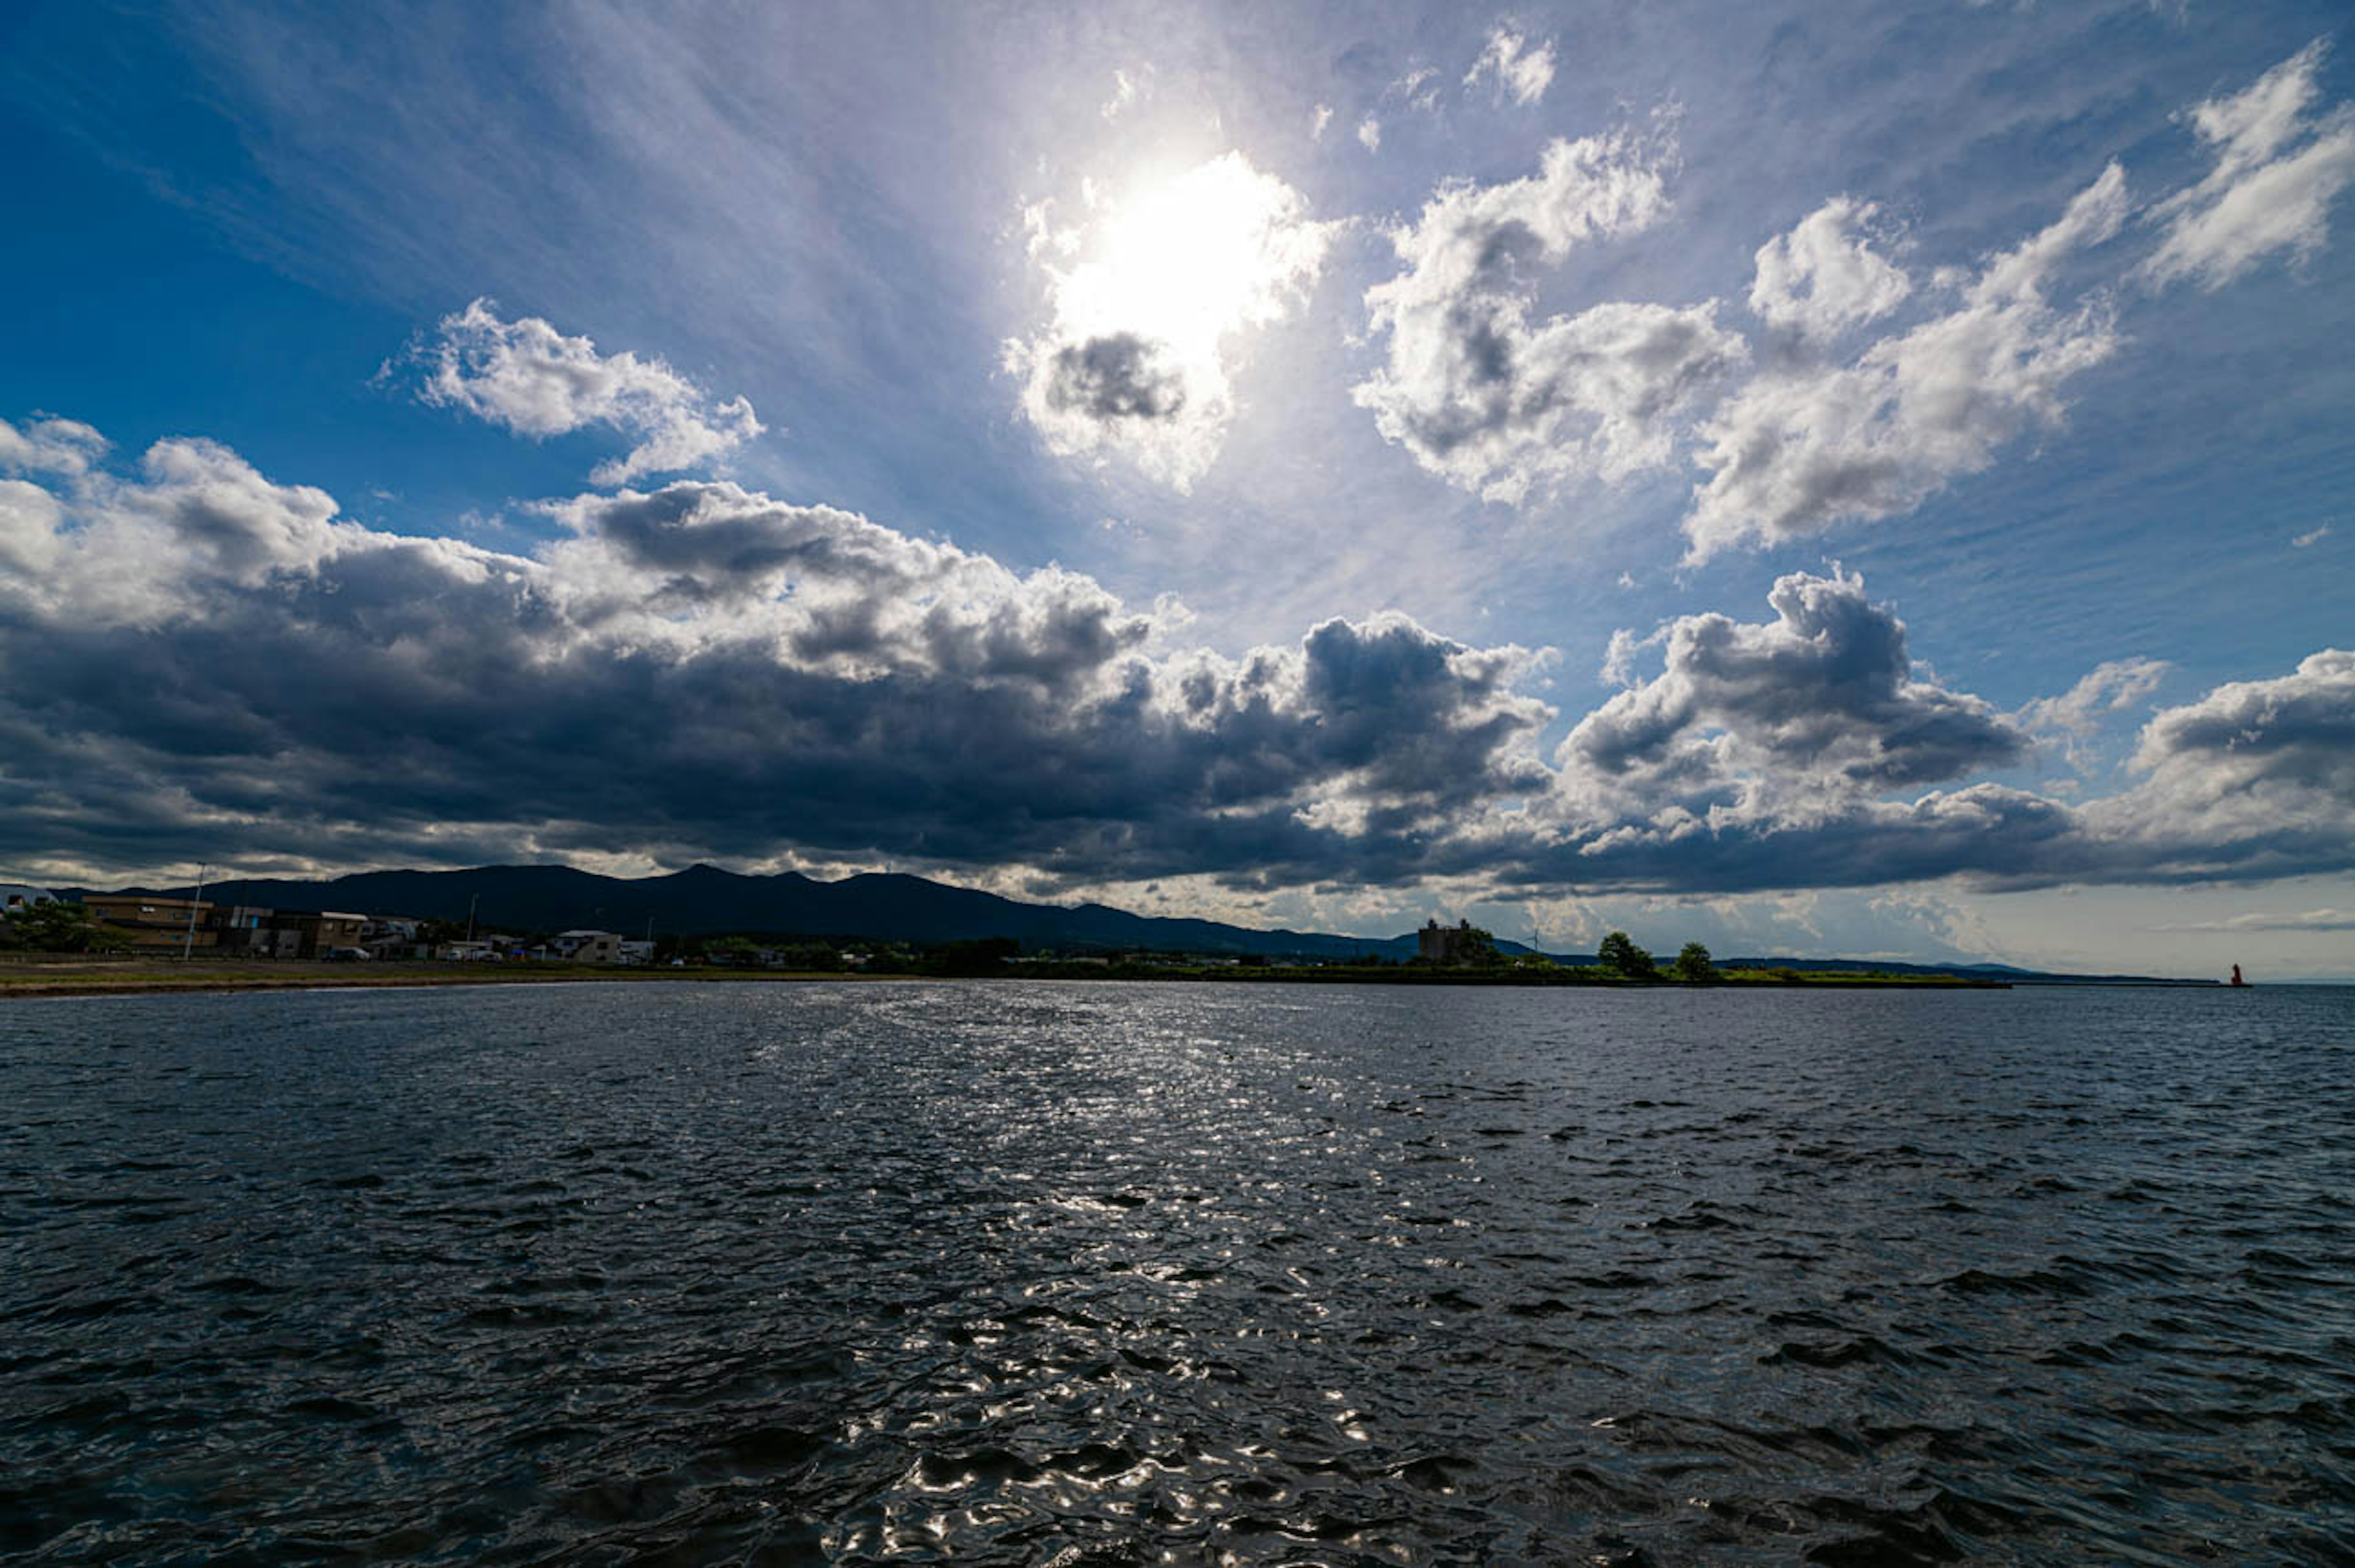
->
[0, 956, 2008, 1000]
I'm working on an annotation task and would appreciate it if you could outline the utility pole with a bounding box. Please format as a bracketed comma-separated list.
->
[181, 863, 208, 961]
[465, 892, 478, 944]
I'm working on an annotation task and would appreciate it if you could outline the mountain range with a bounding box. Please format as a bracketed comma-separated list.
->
[64, 863, 2209, 982]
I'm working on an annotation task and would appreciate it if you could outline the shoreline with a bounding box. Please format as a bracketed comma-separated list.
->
[0, 960, 2018, 1001]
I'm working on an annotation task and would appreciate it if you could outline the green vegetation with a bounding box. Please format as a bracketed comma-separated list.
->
[1597, 930, 1657, 979]
[1, 901, 132, 953]
[1673, 941, 1718, 983]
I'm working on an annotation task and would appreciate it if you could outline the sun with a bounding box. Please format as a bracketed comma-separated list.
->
[1061, 153, 1329, 387]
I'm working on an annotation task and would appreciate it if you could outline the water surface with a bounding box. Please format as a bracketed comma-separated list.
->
[3, 981, 2351, 1562]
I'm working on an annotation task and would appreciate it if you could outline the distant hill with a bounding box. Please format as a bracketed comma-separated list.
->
[60, 863, 2210, 982]
[1718, 956, 2218, 987]
[68, 863, 1480, 961]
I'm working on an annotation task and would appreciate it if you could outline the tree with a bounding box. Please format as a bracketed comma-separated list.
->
[1454, 925, 1502, 966]
[1672, 941, 1717, 982]
[923, 936, 1019, 976]
[2, 901, 132, 954]
[1597, 930, 1656, 979]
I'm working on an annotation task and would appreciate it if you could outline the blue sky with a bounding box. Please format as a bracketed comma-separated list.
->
[3, 0, 2352, 975]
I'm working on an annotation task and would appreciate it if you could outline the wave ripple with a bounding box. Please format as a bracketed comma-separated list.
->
[4, 981, 2353, 1562]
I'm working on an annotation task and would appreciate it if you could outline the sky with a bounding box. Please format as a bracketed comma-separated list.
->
[2, 0, 2352, 977]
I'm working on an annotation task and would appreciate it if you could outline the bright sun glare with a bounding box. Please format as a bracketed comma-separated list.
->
[1055, 153, 1330, 397]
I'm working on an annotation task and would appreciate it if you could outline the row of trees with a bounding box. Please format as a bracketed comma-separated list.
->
[1415, 922, 1725, 981]
[1596, 930, 1718, 981]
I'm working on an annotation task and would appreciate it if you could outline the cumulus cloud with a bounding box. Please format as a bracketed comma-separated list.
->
[1355, 131, 1745, 503]
[7, 421, 2351, 901]
[418, 299, 764, 487]
[1686, 163, 2127, 558]
[2143, 41, 2355, 291]
[0, 416, 109, 478]
[0, 423, 1547, 886]
[2082, 648, 2355, 882]
[1465, 23, 1557, 107]
[1357, 114, 1382, 153]
[1748, 197, 1913, 339]
[1005, 153, 1333, 490]
[1560, 568, 2029, 820]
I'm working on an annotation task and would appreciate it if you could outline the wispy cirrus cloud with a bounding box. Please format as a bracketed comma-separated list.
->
[2142, 39, 2355, 291]
[1464, 22, 1556, 107]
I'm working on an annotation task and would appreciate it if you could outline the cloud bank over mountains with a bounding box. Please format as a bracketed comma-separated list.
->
[3, 416, 2348, 901]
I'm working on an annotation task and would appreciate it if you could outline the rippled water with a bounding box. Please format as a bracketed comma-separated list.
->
[4, 981, 2353, 1563]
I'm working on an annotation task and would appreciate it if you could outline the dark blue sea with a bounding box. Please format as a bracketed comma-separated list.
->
[3, 981, 2351, 1564]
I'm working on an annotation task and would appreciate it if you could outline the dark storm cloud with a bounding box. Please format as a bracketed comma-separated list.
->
[1042, 333, 1189, 421]
[0, 441, 1548, 884]
[3, 428, 2349, 898]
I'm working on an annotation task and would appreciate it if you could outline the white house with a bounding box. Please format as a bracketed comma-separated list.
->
[1, 884, 56, 914]
[550, 930, 623, 964]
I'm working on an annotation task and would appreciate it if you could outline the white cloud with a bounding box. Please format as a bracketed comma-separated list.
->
[1558, 568, 2029, 822]
[2017, 656, 2171, 771]
[2148, 908, 2355, 934]
[1686, 163, 2127, 559]
[418, 299, 764, 487]
[1464, 23, 1557, 107]
[1005, 152, 1334, 490]
[2018, 656, 2171, 740]
[1357, 113, 1382, 153]
[1748, 197, 1913, 339]
[2294, 523, 2333, 548]
[1311, 103, 1334, 141]
[2085, 648, 2355, 882]
[2144, 41, 2355, 290]
[1354, 131, 1742, 504]
[1390, 66, 1442, 112]
[0, 416, 109, 478]
[1100, 66, 1151, 121]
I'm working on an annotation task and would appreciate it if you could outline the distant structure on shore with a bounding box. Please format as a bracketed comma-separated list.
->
[1420, 918, 1479, 965]
[2231, 963, 2247, 987]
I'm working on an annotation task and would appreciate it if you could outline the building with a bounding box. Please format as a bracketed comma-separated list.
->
[617, 939, 654, 966]
[1419, 917, 1482, 965]
[213, 905, 297, 958]
[207, 907, 368, 959]
[300, 913, 370, 957]
[1, 884, 55, 914]
[82, 895, 218, 950]
[548, 930, 622, 964]
[362, 918, 427, 960]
